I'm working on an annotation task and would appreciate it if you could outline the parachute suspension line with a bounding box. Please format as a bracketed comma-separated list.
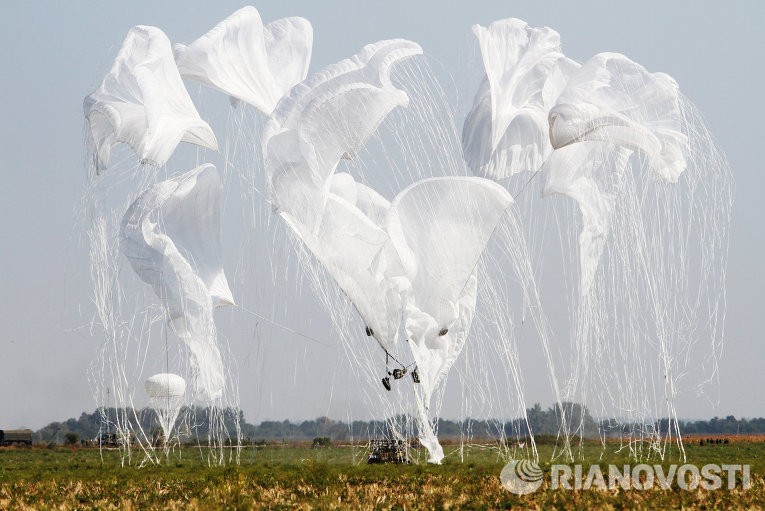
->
[164, 320, 169, 376]
[451, 167, 545, 318]
[453, 202, 515, 304]
[234, 305, 333, 348]
[164, 322, 169, 419]
[513, 167, 544, 201]
[381, 346, 416, 371]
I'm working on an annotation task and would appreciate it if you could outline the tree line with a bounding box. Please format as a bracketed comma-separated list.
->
[31, 403, 765, 445]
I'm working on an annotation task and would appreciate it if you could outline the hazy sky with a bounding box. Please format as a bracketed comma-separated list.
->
[0, 1, 762, 430]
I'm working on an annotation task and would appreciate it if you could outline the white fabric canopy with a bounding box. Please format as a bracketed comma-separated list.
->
[542, 142, 632, 296]
[387, 177, 513, 463]
[175, 6, 312, 114]
[264, 39, 422, 231]
[121, 164, 232, 400]
[462, 18, 578, 178]
[84, 26, 217, 171]
[549, 52, 688, 182]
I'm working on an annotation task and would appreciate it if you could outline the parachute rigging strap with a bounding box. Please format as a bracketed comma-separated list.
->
[381, 346, 416, 371]
[513, 167, 544, 201]
[235, 305, 333, 348]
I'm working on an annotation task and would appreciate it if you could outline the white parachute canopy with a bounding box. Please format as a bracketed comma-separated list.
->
[548, 52, 688, 182]
[282, 174, 407, 353]
[263, 39, 421, 352]
[462, 18, 578, 179]
[541, 142, 632, 296]
[120, 164, 233, 400]
[144, 373, 186, 440]
[83, 25, 218, 171]
[264, 39, 423, 230]
[387, 177, 514, 463]
[539, 48, 732, 455]
[175, 6, 313, 114]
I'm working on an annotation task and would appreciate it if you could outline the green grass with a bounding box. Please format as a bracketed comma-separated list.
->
[0, 441, 762, 510]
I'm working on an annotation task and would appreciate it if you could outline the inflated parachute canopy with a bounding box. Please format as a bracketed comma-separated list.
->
[84, 25, 218, 171]
[264, 38, 423, 223]
[175, 6, 313, 114]
[548, 52, 688, 182]
[145, 373, 186, 400]
[145, 373, 186, 439]
[120, 164, 232, 400]
[462, 18, 578, 179]
[541, 142, 632, 296]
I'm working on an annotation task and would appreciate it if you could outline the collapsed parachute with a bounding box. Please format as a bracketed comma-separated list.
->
[541, 143, 632, 296]
[463, 21, 692, 301]
[388, 177, 513, 463]
[263, 38, 422, 350]
[84, 25, 218, 171]
[282, 174, 406, 354]
[264, 39, 423, 230]
[458, 15, 732, 460]
[120, 164, 233, 400]
[263, 37, 519, 462]
[175, 6, 313, 114]
[462, 18, 578, 179]
[542, 53, 689, 294]
[549, 52, 688, 182]
[281, 173, 513, 464]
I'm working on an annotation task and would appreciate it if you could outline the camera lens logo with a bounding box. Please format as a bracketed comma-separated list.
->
[500, 460, 544, 495]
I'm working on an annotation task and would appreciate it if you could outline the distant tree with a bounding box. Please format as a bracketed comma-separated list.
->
[64, 432, 79, 445]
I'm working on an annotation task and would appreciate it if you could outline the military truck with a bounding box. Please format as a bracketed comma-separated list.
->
[0, 429, 33, 446]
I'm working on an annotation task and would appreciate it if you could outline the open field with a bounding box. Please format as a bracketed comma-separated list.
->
[0, 440, 763, 510]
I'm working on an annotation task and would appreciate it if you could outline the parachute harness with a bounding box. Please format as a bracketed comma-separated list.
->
[381, 347, 419, 390]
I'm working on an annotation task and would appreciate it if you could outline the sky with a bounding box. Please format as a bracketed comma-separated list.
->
[0, 1, 762, 430]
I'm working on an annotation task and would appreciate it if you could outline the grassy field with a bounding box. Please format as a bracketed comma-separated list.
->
[0, 439, 763, 510]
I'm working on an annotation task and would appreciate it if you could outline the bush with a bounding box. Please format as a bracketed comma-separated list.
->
[312, 437, 331, 448]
